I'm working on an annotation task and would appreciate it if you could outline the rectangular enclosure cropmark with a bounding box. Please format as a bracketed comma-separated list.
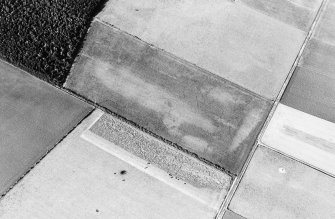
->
[65, 21, 272, 175]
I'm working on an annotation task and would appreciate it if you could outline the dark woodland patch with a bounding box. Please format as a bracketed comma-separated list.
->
[0, 0, 107, 84]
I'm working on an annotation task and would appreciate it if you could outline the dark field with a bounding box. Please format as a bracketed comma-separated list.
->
[0, 0, 106, 84]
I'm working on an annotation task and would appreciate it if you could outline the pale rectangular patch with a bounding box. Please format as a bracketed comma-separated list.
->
[261, 103, 335, 177]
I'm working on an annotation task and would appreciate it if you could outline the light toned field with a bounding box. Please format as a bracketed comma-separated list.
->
[0, 110, 230, 219]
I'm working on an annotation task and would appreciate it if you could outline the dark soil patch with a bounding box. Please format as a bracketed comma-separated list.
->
[0, 0, 107, 85]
